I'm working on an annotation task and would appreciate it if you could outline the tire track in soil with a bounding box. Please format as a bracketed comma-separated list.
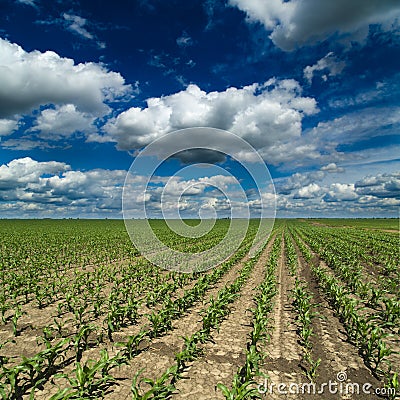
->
[30, 241, 264, 400]
[171, 236, 277, 400]
[257, 235, 304, 400]
[293, 235, 382, 400]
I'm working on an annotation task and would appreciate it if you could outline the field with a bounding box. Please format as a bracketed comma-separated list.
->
[0, 219, 399, 399]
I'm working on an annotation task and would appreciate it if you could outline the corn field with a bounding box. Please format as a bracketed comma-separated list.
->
[0, 218, 399, 399]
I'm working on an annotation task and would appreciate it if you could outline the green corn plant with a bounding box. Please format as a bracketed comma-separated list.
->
[52, 317, 70, 337]
[355, 316, 371, 346]
[35, 287, 48, 309]
[36, 337, 70, 376]
[11, 306, 26, 337]
[174, 335, 203, 374]
[385, 372, 399, 400]
[191, 329, 209, 345]
[238, 345, 263, 384]
[304, 351, 321, 382]
[42, 325, 56, 342]
[97, 349, 127, 377]
[217, 374, 262, 400]
[146, 309, 172, 338]
[0, 364, 26, 399]
[1, 337, 69, 399]
[356, 280, 371, 300]
[72, 324, 97, 362]
[299, 325, 314, 348]
[0, 296, 10, 324]
[125, 297, 140, 324]
[367, 286, 385, 309]
[115, 329, 150, 359]
[131, 366, 177, 400]
[91, 298, 103, 319]
[382, 298, 400, 324]
[361, 327, 394, 373]
[73, 303, 87, 326]
[249, 318, 267, 348]
[53, 350, 120, 399]
[370, 339, 394, 373]
[105, 301, 124, 341]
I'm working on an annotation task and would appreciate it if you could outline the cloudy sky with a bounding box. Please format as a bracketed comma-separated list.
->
[0, 0, 399, 218]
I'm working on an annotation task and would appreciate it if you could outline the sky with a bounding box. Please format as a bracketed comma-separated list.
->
[0, 0, 399, 218]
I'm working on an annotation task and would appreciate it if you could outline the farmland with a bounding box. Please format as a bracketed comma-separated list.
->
[0, 219, 399, 399]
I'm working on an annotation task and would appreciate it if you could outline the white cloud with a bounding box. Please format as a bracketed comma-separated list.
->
[0, 38, 131, 118]
[176, 31, 193, 47]
[274, 167, 399, 216]
[0, 157, 127, 216]
[229, 0, 400, 50]
[308, 107, 400, 146]
[294, 183, 323, 199]
[321, 163, 345, 173]
[355, 171, 400, 198]
[0, 157, 69, 190]
[30, 104, 95, 138]
[303, 52, 346, 84]
[62, 13, 106, 49]
[100, 79, 318, 158]
[0, 158, 245, 218]
[278, 170, 325, 194]
[0, 158, 398, 218]
[63, 13, 94, 40]
[323, 183, 358, 202]
[0, 119, 19, 136]
[16, 0, 37, 8]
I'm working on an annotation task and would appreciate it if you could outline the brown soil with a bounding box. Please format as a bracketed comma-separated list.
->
[27, 242, 260, 399]
[172, 235, 276, 400]
[257, 236, 305, 399]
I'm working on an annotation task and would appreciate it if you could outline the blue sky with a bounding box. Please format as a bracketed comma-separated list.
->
[0, 0, 399, 218]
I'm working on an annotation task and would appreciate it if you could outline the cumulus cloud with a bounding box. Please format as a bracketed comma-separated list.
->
[0, 157, 69, 190]
[0, 157, 127, 216]
[0, 158, 249, 218]
[323, 183, 358, 202]
[303, 53, 346, 84]
[321, 163, 345, 173]
[355, 171, 400, 198]
[293, 183, 323, 199]
[100, 79, 318, 160]
[30, 104, 95, 139]
[278, 170, 325, 194]
[0, 158, 398, 218]
[0, 38, 131, 119]
[0, 119, 19, 136]
[228, 0, 400, 50]
[274, 167, 399, 217]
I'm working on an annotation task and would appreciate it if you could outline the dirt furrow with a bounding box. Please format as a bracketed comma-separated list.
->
[103, 248, 263, 400]
[257, 235, 303, 399]
[171, 237, 276, 400]
[293, 236, 382, 400]
[30, 244, 258, 399]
